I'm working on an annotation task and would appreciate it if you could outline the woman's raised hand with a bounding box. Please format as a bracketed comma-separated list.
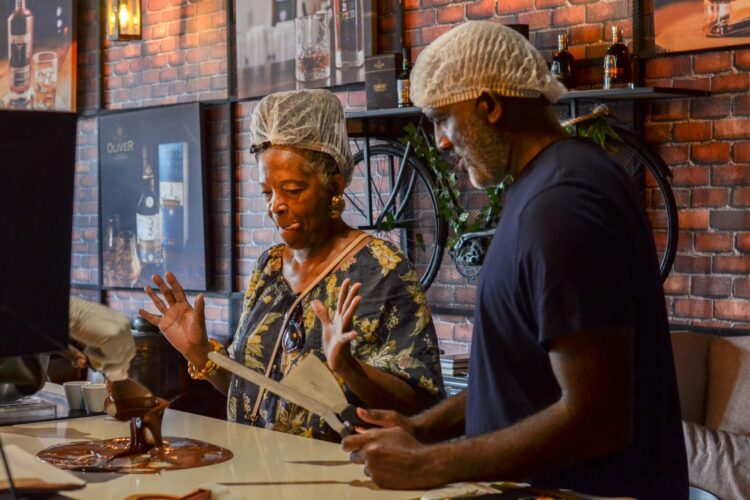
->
[139, 272, 209, 365]
[312, 278, 362, 374]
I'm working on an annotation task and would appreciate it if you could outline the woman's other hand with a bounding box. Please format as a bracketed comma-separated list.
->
[139, 272, 209, 365]
[312, 278, 362, 375]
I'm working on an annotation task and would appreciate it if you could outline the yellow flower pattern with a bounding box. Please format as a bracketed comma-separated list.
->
[226, 240, 445, 441]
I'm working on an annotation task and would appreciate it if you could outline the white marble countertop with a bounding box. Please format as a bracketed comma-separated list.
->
[1, 409, 422, 499]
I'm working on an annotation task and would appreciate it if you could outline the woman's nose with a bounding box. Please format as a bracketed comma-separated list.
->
[268, 194, 287, 214]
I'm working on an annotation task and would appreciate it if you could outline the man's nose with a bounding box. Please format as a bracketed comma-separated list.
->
[434, 127, 452, 152]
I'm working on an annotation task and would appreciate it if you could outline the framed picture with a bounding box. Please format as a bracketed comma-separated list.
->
[234, 0, 376, 99]
[653, 0, 750, 53]
[99, 103, 209, 291]
[0, 0, 75, 111]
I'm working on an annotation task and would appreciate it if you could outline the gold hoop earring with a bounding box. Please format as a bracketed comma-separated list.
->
[330, 194, 345, 219]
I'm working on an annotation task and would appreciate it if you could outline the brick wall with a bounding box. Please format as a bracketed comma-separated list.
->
[70, 1, 749, 352]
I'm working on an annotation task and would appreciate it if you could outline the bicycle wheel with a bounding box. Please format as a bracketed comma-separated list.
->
[344, 143, 447, 290]
[601, 126, 679, 283]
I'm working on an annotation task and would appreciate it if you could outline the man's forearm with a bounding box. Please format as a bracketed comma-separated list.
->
[412, 390, 467, 443]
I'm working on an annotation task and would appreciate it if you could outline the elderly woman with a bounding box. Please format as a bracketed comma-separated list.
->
[140, 89, 444, 441]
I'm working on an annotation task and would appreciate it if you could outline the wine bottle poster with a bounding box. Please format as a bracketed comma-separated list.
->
[98, 103, 208, 291]
[0, 0, 75, 111]
[653, 0, 750, 53]
[234, 0, 376, 99]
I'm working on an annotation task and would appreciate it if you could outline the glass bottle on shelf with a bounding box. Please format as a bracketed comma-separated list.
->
[136, 146, 163, 276]
[603, 26, 631, 90]
[550, 33, 575, 89]
[7, 0, 33, 108]
[333, 0, 364, 69]
[397, 48, 411, 108]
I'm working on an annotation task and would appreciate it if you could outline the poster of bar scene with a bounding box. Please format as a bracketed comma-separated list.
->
[0, 0, 75, 111]
[234, 0, 376, 99]
[654, 0, 750, 53]
[99, 103, 208, 291]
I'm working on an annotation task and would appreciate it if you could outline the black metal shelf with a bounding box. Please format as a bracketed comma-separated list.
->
[344, 86, 709, 122]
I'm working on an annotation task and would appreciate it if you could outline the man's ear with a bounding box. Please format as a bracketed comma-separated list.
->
[476, 89, 502, 126]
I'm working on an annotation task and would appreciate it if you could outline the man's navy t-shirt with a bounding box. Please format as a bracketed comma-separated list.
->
[465, 138, 688, 499]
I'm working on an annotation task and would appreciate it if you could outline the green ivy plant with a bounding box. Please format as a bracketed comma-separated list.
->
[401, 123, 509, 249]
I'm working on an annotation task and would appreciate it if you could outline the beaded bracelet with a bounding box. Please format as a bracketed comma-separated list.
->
[187, 338, 226, 380]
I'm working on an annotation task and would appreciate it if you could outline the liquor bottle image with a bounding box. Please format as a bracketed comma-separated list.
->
[158, 143, 189, 250]
[333, 0, 364, 69]
[550, 33, 575, 89]
[603, 26, 631, 89]
[272, 0, 296, 25]
[7, 0, 33, 108]
[397, 48, 411, 108]
[136, 146, 163, 271]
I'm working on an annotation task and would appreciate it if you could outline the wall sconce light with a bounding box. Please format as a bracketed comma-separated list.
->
[106, 0, 141, 41]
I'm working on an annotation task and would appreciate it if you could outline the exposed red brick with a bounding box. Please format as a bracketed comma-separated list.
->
[672, 77, 712, 92]
[735, 187, 750, 206]
[674, 298, 712, 318]
[645, 56, 692, 79]
[553, 5, 585, 26]
[679, 209, 710, 230]
[673, 121, 712, 142]
[585, 43, 609, 58]
[713, 165, 750, 186]
[644, 123, 672, 143]
[421, 24, 453, 44]
[663, 274, 690, 295]
[735, 278, 750, 297]
[735, 95, 750, 116]
[648, 99, 690, 121]
[695, 232, 733, 252]
[715, 299, 750, 321]
[732, 142, 750, 163]
[466, 0, 496, 19]
[694, 52, 733, 74]
[691, 96, 731, 119]
[405, 0, 421, 10]
[692, 276, 732, 296]
[712, 73, 750, 93]
[738, 233, 750, 252]
[735, 49, 750, 69]
[655, 144, 689, 165]
[691, 142, 731, 164]
[535, 0, 566, 8]
[692, 188, 730, 208]
[714, 119, 750, 140]
[517, 10, 551, 30]
[711, 210, 750, 230]
[499, 0, 533, 14]
[671, 166, 710, 186]
[406, 9, 436, 28]
[570, 24, 602, 44]
[437, 4, 465, 24]
[586, 0, 627, 23]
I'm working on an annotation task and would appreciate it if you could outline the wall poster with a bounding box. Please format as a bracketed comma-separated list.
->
[654, 0, 750, 53]
[99, 103, 208, 291]
[0, 0, 75, 111]
[234, 0, 376, 99]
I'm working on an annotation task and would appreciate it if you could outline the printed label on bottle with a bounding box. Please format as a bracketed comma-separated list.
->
[397, 79, 410, 106]
[137, 213, 161, 242]
[160, 181, 184, 204]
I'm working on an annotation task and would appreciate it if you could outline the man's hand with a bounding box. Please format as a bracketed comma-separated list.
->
[342, 426, 446, 490]
[68, 297, 135, 374]
[353, 407, 418, 437]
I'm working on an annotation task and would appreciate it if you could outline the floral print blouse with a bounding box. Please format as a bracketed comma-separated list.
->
[227, 238, 445, 441]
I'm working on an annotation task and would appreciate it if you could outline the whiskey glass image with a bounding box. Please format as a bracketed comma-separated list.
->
[115, 230, 142, 287]
[295, 12, 331, 82]
[32, 51, 58, 110]
[103, 214, 120, 287]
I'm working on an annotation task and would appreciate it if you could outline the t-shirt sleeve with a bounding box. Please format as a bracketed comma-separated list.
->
[347, 240, 445, 401]
[517, 184, 636, 347]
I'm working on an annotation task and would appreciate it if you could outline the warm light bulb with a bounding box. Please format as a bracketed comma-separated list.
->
[118, 4, 130, 27]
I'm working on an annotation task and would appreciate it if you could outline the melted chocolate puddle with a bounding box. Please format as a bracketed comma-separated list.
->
[37, 379, 232, 473]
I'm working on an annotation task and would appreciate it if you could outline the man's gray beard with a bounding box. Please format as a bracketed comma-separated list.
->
[467, 141, 511, 189]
